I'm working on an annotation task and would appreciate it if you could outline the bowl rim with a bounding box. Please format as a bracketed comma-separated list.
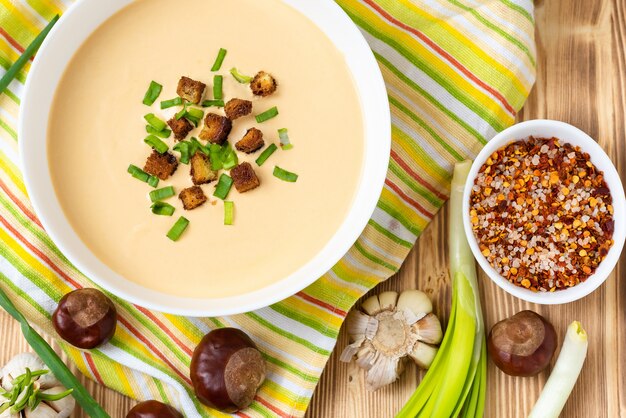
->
[462, 119, 626, 305]
[18, 0, 391, 316]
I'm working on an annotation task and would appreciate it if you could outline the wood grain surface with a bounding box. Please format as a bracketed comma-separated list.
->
[1, 0, 625, 416]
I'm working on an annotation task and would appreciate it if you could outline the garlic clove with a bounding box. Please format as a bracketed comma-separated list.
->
[41, 387, 76, 418]
[413, 313, 443, 344]
[377, 291, 398, 311]
[365, 355, 400, 391]
[361, 295, 382, 316]
[396, 290, 432, 316]
[1, 353, 46, 390]
[345, 310, 370, 342]
[0, 410, 20, 418]
[355, 343, 377, 371]
[339, 340, 363, 363]
[408, 342, 438, 369]
[24, 403, 57, 418]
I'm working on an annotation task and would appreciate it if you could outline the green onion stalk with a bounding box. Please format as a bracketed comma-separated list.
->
[397, 161, 486, 418]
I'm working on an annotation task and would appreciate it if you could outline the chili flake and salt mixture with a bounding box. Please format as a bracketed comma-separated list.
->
[470, 137, 614, 291]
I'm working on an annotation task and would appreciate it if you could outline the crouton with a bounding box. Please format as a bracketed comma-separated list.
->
[190, 151, 218, 185]
[167, 116, 193, 141]
[179, 186, 207, 210]
[224, 98, 252, 120]
[176, 76, 206, 104]
[199, 113, 232, 144]
[235, 128, 265, 153]
[250, 71, 277, 97]
[143, 150, 178, 180]
[231, 162, 260, 193]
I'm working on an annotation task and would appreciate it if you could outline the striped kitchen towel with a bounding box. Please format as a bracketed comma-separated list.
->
[0, 0, 536, 416]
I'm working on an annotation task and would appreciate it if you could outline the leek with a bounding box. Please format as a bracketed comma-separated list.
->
[528, 321, 588, 418]
[397, 161, 486, 418]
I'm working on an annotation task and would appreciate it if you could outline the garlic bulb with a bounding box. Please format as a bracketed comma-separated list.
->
[0, 353, 75, 418]
[340, 290, 443, 391]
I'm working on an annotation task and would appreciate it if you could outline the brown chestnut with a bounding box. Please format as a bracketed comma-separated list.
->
[52, 288, 117, 349]
[487, 310, 557, 376]
[126, 400, 183, 418]
[190, 328, 266, 412]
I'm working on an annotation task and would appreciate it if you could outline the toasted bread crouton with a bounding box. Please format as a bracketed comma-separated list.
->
[179, 186, 207, 210]
[235, 128, 264, 154]
[167, 116, 193, 141]
[224, 98, 252, 120]
[250, 71, 277, 97]
[176, 76, 206, 104]
[231, 162, 260, 193]
[190, 152, 218, 185]
[144, 150, 178, 180]
[199, 113, 232, 144]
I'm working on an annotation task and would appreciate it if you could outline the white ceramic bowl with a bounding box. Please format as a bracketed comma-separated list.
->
[463, 120, 626, 304]
[19, 0, 390, 316]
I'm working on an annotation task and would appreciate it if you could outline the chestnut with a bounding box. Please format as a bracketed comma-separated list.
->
[190, 328, 266, 412]
[487, 310, 557, 376]
[126, 400, 183, 418]
[52, 288, 117, 349]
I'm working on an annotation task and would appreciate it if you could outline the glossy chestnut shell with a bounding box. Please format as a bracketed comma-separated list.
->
[487, 310, 557, 376]
[126, 400, 183, 418]
[190, 328, 266, 412]
[52, 288, 117, 349]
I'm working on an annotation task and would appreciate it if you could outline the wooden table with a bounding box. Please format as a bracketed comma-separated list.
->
[1, 0, 624, 416]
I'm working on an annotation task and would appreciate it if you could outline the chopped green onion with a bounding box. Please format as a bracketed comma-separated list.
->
[149, 186, 175, 202]
[0, 15, 59, 95]
[214, 174, 233, 200]
[144, 113, 167, 131]
[186, 107, 204, 126]
[256, 144, 278, 166]
[128, 164, 149, 182]
[202, 99, 225, 108]
[230, 67, 253, 84]
[175, 106, 187, 120]
[256, 106, 279, 123]
[148, 175, 159, 188]
[278, 128, 293, 150]
[224, 201, 234, 225]
[222, 148, 238, 170]
[0, 286, 110, 417]
[160, 96, 183, 109]
[142, 81, 162, 106]
[173, 141, 190, 164]
[145, 125, 171, 139]
[211, 48, 228, 71]
[213, 75, 223, 100]
[143, 134, 169, 154]
[191, 137, 209, 155]
[273, 166, 298, 182]
[167, 216, 189, 241]
[210, 143, 224, 171]
[151, 201, 175, 216]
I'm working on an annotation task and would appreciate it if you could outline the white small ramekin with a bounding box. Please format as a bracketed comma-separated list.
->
[463, 120, 626, 304]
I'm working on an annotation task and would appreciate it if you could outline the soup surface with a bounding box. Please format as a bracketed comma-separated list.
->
[48, 0, 364, 298]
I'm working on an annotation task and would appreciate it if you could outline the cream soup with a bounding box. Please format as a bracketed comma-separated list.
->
[48, 0, 364, 298]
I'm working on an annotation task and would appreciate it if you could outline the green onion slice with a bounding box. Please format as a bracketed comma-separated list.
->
[256, 143, 278, 166]
[143, 135, 169, 154]
[209, 144, 223, 171]
[167, 216, 189, 241]
[256, 106, 279, 123]
[224, 201, 234, 225]
[191, 137, 210, 155]
[128, 164, 149, 182]
[147, 175, 159, 188]
[186, 107, 204, 120]
[213, 75, 223, 100]
[173, 141, 190, 164]
[160, 97, 183, 109]
[144, 113, 167, 131]
[273, 166, 298, 182]
[278, 128, 293, 150]
[175, 106, 187, 120]
[142, 81, 162, 106]
[230, 67, 253, 84]
[202, 99, 225, 108]
[214, 174, 233, 200]
[222, 148, 238, 170]
[151, 201, 175, 216]
[149, 186, 175, 202]
[145, 125, 171, 139]
[0, 15, 59, 95]
[211, 48, 228, 71]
